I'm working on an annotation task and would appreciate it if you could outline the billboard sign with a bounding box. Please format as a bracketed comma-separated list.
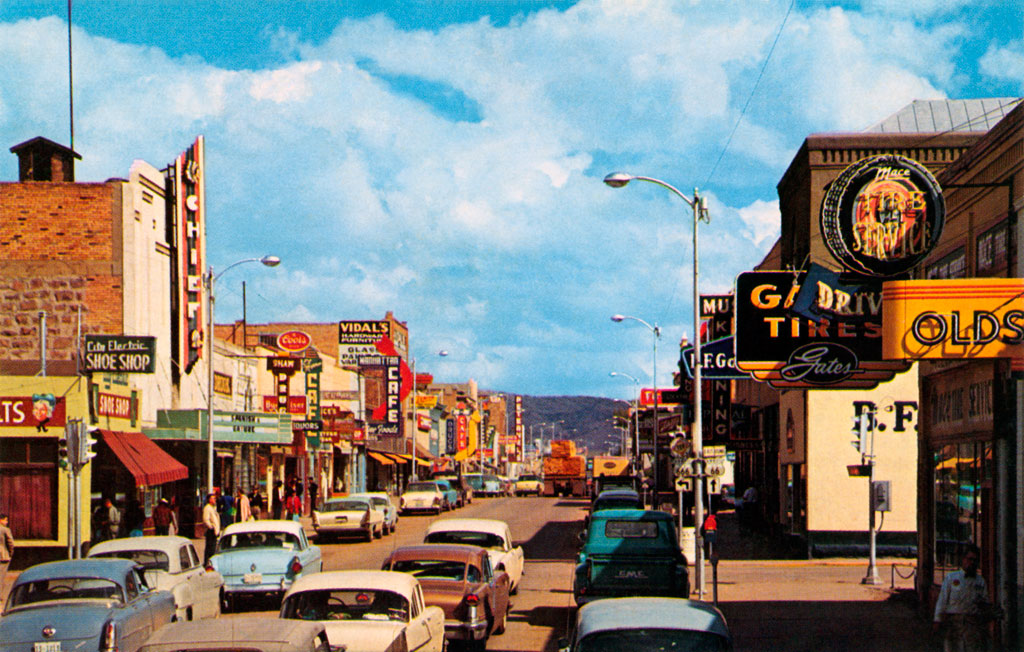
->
[338, 320, 390, 365]
[172, 137, 206, 374]
[83, 336, 157, 373]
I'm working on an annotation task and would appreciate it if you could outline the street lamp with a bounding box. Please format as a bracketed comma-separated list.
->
[605, 171, 710, 599]
[205, 255, 280, 497]
[611, 314, 660, 508]
[609, 371, 641, 468]
[411, 350, 448, 480]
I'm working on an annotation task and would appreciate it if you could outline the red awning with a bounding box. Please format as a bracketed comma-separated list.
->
[100, 430, 189, 487]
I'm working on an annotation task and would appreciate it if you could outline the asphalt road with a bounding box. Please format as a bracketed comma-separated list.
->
[225, 495, 588, 652]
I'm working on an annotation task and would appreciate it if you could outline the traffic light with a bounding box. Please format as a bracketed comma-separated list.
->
[79, 425, 98, 465]
[850, 412, 869, 454]
[57, 435, 69, 469]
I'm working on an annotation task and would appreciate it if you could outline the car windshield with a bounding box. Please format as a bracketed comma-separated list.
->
[425, 530, 505, 549]
[594, 498, 642, 511]
[8, 577, 124, 607]
[390, 559, 467, 581]
[465, 476, 484, 489]
[483, 475, 500, 484]
[519, 475, 539, 482]
[283, 589, 410, 623]
[577, 628, 728, 652]
[407, 482, 437, 492]
[91, 549, 170, 571]
[218, 531, 301, 551]
[322, 501, 369, 512]
[369, 498, 388, 509]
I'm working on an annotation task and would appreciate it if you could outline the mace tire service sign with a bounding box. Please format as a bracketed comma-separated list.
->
[84, 336, 157, 373]
[820, 154, 945, 277]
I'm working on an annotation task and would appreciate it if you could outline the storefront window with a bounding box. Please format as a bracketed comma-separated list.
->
[933, 441, 991, 579]
[976, 221, 1008, 277]
[925, 248, 966, 279]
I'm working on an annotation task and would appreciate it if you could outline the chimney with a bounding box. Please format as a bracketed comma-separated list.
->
[9, 136, 81, 181]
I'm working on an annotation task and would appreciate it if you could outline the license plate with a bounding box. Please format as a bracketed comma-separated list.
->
[34, 643, 61, 652]
[243, 573, 262, 584]
[334, 516, 347, 523]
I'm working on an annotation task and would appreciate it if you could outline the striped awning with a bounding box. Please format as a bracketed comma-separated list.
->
[367, 451, 395, 465]
[100, 430, 189, 487]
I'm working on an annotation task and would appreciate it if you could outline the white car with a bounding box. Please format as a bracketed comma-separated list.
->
[280, 570, 446, 652]
[88, 535, 223, 621]
[400, 481, 447, 515]
[313, 497, 385, 541]
[424, 518, 525, 594]
[514, 474, 544, 496]
[350, 492, 399, 535]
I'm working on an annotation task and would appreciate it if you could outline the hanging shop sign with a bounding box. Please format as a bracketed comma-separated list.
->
[277, 330, 312, 353]
[820, 154, 945, 277]
[338, 320, 390, 366]
[881, 278, 1024, 360]
[172, 136, 206, 374]
[734, 270, 909, 388]
[445, 418, 457, 455]
[96, 392, 136, 420]
[213, 372, 233, 397]
[263, 395, 306, 415]
[681, 336, 747, 379]
[0, 395, 67, 431]
[83, 336, 157, 373]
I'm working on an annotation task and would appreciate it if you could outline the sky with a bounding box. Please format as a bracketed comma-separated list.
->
[1, 0, 1022, 399]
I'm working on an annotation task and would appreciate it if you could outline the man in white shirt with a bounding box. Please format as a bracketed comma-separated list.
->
[202, 493, 221, 565]
[933, 545, 988, 652]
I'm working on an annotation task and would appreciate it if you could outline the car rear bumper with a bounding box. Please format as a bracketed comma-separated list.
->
[444, 618, 489, 640]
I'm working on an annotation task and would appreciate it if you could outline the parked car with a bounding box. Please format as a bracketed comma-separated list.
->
[559, 597, 732, 652]
[514, 473, 543, 496]
[280, 570, 446, 652]
[312, 497, 384, 542]
[400, 481, 447, 515]
[88, 535, 223, 621]
[209, 520, 323, 611]
[464, 473, 503, 497]
[424, 518, 525, 594]
[432, 472, 473, 507]
[432, 479, 460, 511]
[349, 492, 399, 534]
[139, 617, 330, 652]
[592, 474, 641, 499]
[383, 544, 511, 648]
[0, 558, 176, 652]
[574, 509, 689, 606]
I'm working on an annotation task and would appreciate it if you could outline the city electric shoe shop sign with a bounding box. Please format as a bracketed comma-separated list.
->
[83, 336, 157, 373]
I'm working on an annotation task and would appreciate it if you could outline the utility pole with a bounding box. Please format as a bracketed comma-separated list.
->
[862, 404, 880, 585]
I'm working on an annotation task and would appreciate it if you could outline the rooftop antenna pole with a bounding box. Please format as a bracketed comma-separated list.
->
[67, 0, 74, 152]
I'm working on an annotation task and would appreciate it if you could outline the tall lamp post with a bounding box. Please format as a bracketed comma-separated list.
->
[205, 255, 280, 497]
[609, 371, 641, 467]
[605, 171, 710, 598]
[611, 314, 660, 508]
[411, 350, 448, 480]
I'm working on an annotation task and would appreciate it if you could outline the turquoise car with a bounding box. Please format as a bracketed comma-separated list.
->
[0, 558, 176, 652]
[432, 479, 460, 511]
[210, 520, 322, 611]
[574, 509, 689, 606]
[560, 597, 731, 651]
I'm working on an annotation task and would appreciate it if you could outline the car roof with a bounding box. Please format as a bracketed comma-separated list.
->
[88, 535, 193, 556]
[286, 570, 418, 598]
[386, 544, 484, 563]
[595, 489, 641, 500]
[590, 508, 672, 521]
[139, 617, 325, 650]
[349, 492, 391, 501]
[576, 597, 730, 640]
[426, 518, 510, 538]
[16, 558, 137, 584]
[221, 519, 305, 536]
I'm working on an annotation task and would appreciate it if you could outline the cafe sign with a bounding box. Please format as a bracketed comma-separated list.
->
[882, 279, 1024, 360]
[820, 154, 945, 277]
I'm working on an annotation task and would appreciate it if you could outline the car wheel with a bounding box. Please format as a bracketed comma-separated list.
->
[374, 524, 383, 539]
[365, 527, 373, 542]
[221, 591, 232, 614]
[186, 607, 193, 621]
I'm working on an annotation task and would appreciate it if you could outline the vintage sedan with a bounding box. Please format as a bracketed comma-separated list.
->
[424, 518, 525, 594]
[399, 481, 447, 515]
[280, 570, 445, 652]
[383, 544, 510, 648]
[350, 492, 399, 534]
[513, 474, 543, 496]
[559, 597, 732, 652]
[0, 558, 176, 652]
[313, 498, 384, 542]
[210, 520, 322, 611]
[463, 474, 503, 497]
[139, 617, 330, 652]
[88, 535, 223, 621]
[432, 479, 460, 511]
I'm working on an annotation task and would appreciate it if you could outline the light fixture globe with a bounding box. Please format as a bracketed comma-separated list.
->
[260, 255, 281, 267]
[603, 172, 633, 188]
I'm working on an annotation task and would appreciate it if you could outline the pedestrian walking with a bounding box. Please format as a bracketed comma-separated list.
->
[250, 490, 263, 520]
[202, 494, 221, 565]
[219, 489, 235, 525]
[105, 498, 122, 540]
[308, 481, 318, 515]
[0, 513, 14, 601]
[152, 498, 174, 536]
[272, 481, 284, 519]
[934, 545, 991, 652]
[741, 485, 758, 532]
[237, 489, 251, 522]
[285, 492, 302, 522]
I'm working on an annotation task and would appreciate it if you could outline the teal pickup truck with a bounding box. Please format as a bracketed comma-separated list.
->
[573, 509, 689, 606]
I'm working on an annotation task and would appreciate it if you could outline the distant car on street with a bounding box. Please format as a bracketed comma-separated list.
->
[559, 597, 732, 651]
[574, 509, 689, 606]
[349, 492, 399, 534]
[514, 473, 544, 496]
[432, 472, 473, 507]
[432, 479, 461, 511]
[88, 535, 223, 621]
[312, 497, 385, 542]
[210, 520, 322, 611]
[138, 616, 330, 652]
[0, 558, 176, 652]
[400, 481, 448, 515]
[424, 518, 525, 594]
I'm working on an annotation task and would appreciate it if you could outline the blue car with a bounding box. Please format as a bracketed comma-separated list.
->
[560, 597, 731, 651]
[431, 479, 460, 511]
[0, 558, 176, 652]
[350, 492, 399, 534]
[209, 519, 322, 611]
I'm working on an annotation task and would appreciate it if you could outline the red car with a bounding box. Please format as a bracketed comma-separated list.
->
[382, 544, 511, 649]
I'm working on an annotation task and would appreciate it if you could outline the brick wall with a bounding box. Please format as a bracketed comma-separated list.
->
[0, 181, 124, 366]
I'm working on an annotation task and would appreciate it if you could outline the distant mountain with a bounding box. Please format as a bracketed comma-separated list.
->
[517, 395, 630, 457]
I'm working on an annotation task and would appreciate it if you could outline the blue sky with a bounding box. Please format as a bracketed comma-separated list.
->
[1, 0, 1022, 398]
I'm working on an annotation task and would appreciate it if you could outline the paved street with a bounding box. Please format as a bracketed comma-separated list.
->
[207, 496, 931, 651]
